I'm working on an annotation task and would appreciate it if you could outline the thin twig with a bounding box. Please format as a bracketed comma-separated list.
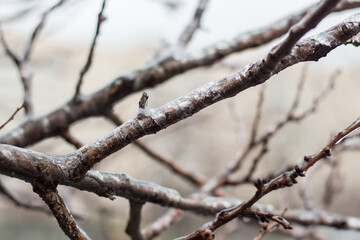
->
[106, 111, 207, 186]
[0, 179, 85, 220]
[73, 0, 107, 102]
[253, 207, 289, 240]
[0, 178, 52, 215]
[243, 143, 268, 181]
[61, 130, 83, 149]
[0, 0, 66, 116]
[291, 70, 339, 121]
[0, 103, 24, 130]
[289, 64, 308, 112]
[141, 209, 184, 240]
[322, 158, 343, 209]
[299, 180, 321, 212]
[178, 0, 209, 47]
[177, 117, 360, 239]
[24, 0, 66, 62]
[255, 69, 340, 145]
[249, 85, 266, 146]
[204, 68, 337, 191]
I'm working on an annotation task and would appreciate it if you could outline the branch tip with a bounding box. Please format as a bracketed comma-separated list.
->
[139, 92, 149, 110]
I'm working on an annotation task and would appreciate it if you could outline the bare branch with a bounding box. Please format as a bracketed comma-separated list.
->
[253, 207, 289, 240]
[32, 182, 91, 240]
[249, 85, 266, 146]
[3, 1, 360, 147]
[1, 1, 360, 239]
[61, 130, 83, 149]
[177, 117, 360, 239]
[259, 0, 340, 76]
[178, 0, 209, 47]
[73, 0, 106, 102]
[126, 201, 145, 240]
[299, 180, 321, 212]
[0, 103, 24, 131]
[322, 158, 343, 209]
[0, 178, 85, 220]
[255, 69, 340, 145]
[0, 178, 52, 215]
[142, 209, 184, 240]
[0, 24, 21, 66]
[243, 143, 268, 182]
[205, 67, 337, 191]
[291, 70, 339, 121]
[0, 0, 66, 116]
[289, 64, 308, 112]
[106, 111, 207, 186]
[24, 0, 66, 61]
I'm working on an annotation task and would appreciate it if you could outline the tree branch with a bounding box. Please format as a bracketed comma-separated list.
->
[2, 1, 359, 147]
[0, 0, 66, 117]
[32, 182, 91, 240]
[176, 117, 360, 239]
[0, 103, 24, 130]
[178, 0, 209, 47]
[106, 111, 207, 186]
[73, 0, 107, 102]
[126, 201, 145, 240]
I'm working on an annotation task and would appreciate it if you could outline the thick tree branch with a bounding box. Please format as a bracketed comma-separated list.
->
[1, 141, 360, 234]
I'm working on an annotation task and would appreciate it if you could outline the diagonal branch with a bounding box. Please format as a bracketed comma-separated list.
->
[32, 182, 91, 240]
[177, 117, 360, 239]
[2, 1, 359, 147]
[60, 130, 84, 149]
[178, 0, 209, 47]
[69, 11, 360, 180]
[106, 111, 207, 186]
[141, 209, 184, 240]
[73, 0, 107, 102]
[23, 0, 66, 62]
[255, 69, 340, 145]
[0, 103, 24, 130]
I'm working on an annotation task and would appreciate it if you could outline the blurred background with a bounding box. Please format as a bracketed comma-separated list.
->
[1, 0, 360, 239]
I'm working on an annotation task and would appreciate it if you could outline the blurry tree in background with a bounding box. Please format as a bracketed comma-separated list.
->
[1, 0, 360, 239]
